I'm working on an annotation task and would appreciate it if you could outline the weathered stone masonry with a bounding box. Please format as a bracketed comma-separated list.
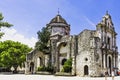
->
[26, 12, 118, 77]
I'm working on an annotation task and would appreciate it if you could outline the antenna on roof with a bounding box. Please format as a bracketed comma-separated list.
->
[106, 10, 108, 15]
[58, 8, 60, 15]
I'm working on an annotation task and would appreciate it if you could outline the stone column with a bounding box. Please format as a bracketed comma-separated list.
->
[25, 62, 29, 74]
[51, 39, 59, 73]
[55, 46, 59, 72]
[72, 56, 76, 75]
[113, 54, 115, 67]
[103, 53, 106, 69]
[45, 55, 49, 67]
[51, 40, 56, 66]
[115, 53, 118, 68]
[25, 53, 29, 74]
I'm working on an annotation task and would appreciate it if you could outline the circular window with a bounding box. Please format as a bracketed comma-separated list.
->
[85, 58, 88, 61]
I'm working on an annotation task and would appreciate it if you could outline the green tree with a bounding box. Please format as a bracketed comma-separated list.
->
[0, 13, 13, 38]
[35, 27, 50, 53]
[0, 40, 32, 72]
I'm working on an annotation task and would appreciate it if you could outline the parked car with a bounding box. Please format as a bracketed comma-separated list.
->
[117, 70, 120, 76]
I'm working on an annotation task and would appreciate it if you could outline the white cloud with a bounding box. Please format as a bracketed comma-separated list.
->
[84, 16, 96, 27]
[0, 28, 38, 48]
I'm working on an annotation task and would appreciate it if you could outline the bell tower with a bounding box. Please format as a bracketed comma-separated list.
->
[96, 11, 117, 50]
[96, 11, 118, 74]
[46, 13, 70, 72]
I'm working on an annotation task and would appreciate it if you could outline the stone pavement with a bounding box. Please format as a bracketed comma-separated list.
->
[0, 74, 120, 80]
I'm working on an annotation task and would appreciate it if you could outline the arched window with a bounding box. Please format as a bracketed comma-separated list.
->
[107, 37, 110, 49]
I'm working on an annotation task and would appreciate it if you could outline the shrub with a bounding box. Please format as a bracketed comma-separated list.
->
[61, 58, 72, 73]
[46, 66, 53, 72]
[64, 58, 72, 66]
[37, 66, 46, 71]
[37, 65, 53, 72]
[62, 65, 72, 73]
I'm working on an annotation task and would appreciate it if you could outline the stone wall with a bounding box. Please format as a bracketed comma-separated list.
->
[76, 30, 101, 76]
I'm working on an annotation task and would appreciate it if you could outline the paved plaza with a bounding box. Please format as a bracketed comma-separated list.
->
[0, 74, 120, 80]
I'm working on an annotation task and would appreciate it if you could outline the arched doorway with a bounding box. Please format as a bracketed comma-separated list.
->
[84, 65, 89, 75]
[37, 57, 43, 67]
[30, 62, 34, 74]
[61, 58, 67, 65]
[108, 56, 112, 74]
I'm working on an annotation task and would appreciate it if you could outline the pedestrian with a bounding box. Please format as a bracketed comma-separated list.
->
[112, 69, 115, 80]
[105, 71, 108, 80]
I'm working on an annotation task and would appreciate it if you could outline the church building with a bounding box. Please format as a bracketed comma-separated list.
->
[25, 12, 118, 77]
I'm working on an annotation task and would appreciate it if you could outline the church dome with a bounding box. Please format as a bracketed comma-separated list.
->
[49, 14, 68, 25]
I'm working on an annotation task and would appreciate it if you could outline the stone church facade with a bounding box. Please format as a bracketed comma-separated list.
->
[25, 12, 118, 77]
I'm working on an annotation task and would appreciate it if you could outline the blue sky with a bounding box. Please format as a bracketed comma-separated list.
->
[0, 0, 120, 53]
